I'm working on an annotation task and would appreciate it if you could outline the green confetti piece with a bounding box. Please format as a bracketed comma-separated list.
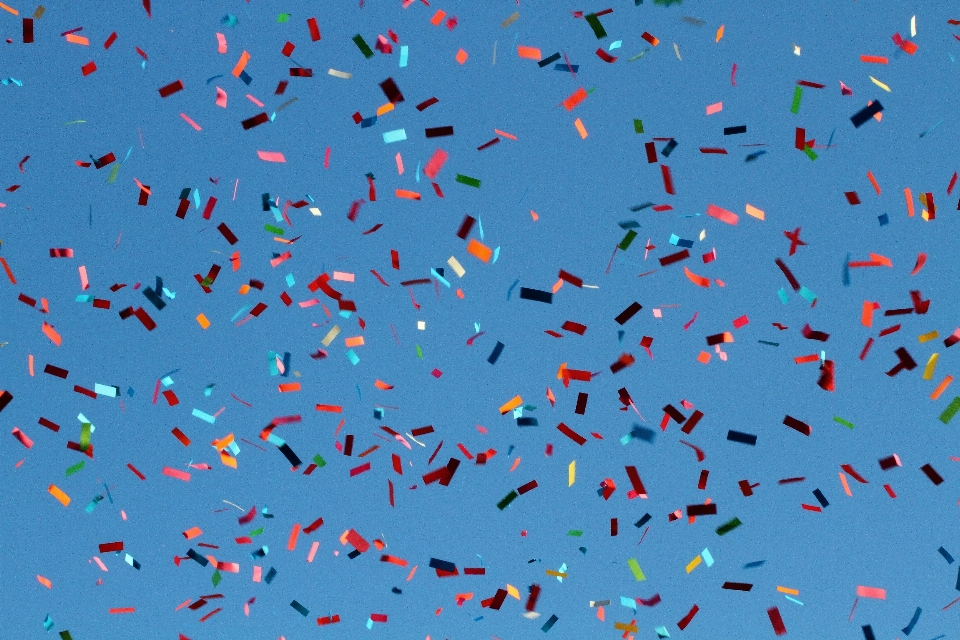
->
[497, 490, 519, 510]
[250, 527, 264, 537]
[716, 517, 742, 536]
[211, 569, 222, 586]
[939, 397, 960, 424]
[107, 162, 121, 183]
[59, 631, 73, 640]
[277, 13, 290, 22]
[65, 461, 85, 476]
[265, 224, 284, 235]
[585, 13, 607, 39]
[790, 86, 803, 114]
[619, 230, 638, 250]
[833, 416, 855, 429]
[312, 454, 327, 468]
[416, 344, 423, 359]
[353, 34, 374, 59]
[626, 557, 646, 581]
[803, 144, 818, 160]
[455, 174, 481, 188]
[567, 530, 583, 537]
[633, 119, 644, 134]
[79, 423, 91, 451]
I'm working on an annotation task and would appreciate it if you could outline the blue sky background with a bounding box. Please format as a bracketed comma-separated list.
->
[2, 0, 960, 638]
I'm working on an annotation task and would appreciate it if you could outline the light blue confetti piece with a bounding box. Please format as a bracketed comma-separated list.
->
[228, 441, 240, 455]
[620, 596, 637, 610]
[820, 350, 826, 364]
[431, 269, 451, 288]
[366, 619, 374, 630]
[271, 205, 283, 222]
[416, 161, 421, 182]
[161, 376, 175, 386]
[204, 384, 214, 397]
[269, 351, 279, 376]
[799, 285, 817, 303]
[162, 287, 176, 299]
[306, 194, 315, 203]
[785, 595, 803, 605]
[192, 409, 216, 424]
[701, 548, 714, 567]
[94, 384, 118, 397]
[610, 40, 622, 50]
[192, 188, 201, 209]
[400, 45, 409, 67]
[477, 217, 484, 240]
[122, 146, 133, 163]
[338, 310, 352, 318]
[512, 406, 524, 419]
[777, 288, 789, 304]
[620, 433, 633, 445]
[557, 563, 567, 583]
[474, 322, 481, 333]
[493, 246, 500, 263]
[669, 233, 680, 246]
[231, 306, 251, 322]
[2, 77, 24, 86]
[655, 625, 670, 638]
[75, 294, 93, 303]
[383, 128, 407, 144]
[43, 614, 54, 631]
[356, 384, 362, 402]
[346, 349, 360, 365]
[285, 273, 295, 288]
[266, 433, 285, 446]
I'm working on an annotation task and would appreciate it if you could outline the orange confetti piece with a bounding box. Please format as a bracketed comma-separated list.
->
[278, 382, 301, 392]
[905, 187, 915, 217]
[745, 204, 765, 220]
[574, 118, 588, 139]
[466, 239, 493, 263]
[500, 395, 523, 414]
[429, 10, 446, 25]
[509, 457, 522, 472]
[41, 322, 62, 346]
[517, 45, 542, 60]
[697, 351, 711, 364]
[715, 24, 725, 42]
[494, 129, 517, 140]
[867, 170, 881, 195]
[531, 210, 539, 221]
[374, 380, 394, 390]
[65, 34, 89, 45]
[344, 336, 364, 348]
[0, 2, 18, 16]
[931, 376, 954, 400]
[860, 55, 888, 64]
[777, 586, 799, 595]
[455, 49, 468, 64]
[196, 313, 210, 329]
[0, 256, 16, 284]
[395, 189, 421, 200]
[288, 523, 301, 551]
[839, 472, 852, 496]
[183, 526, 203, 540]
[794, 354, 821, 364]
[48, 484, 70, 506]
[684, 266, 711, 288]
[37, 575, 52, 589]
[108, 608, 136, 614]
[231, 51, 251, 77]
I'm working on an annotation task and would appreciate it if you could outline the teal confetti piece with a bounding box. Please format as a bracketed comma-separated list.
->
[431, 269, 451, 288]
[346, 349, 360, 365]
[478, 216, 484, 240]
[609, 40, 622, 50]
[790, 85, 803, 113]
[620, 595, 637, 610]
[285, 273, 295, 287]
[231, 306, 251, 322]
[798, 285, 817, 304]
[455, 174, 481, 188]
[192, 409, 216, 424]
[492, 246, 500, 263]
[777, 288, 789, 304]
[291, 600, 309, 616]
[400, 45, 409, 67]
[94, 384, 117, 397]
[939, 397, 960, 424]
[43, 615, 54, 631]
[701, 548, 714, 566]
[382, 128, 407, 143]
[785, 595, 804, 605]
[75, 295, 94, 303]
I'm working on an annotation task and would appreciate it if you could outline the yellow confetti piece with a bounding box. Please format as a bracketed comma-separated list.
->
[321, 325, 341, 347]
[869, 76, 891, 92]
[545, 569, 567, 577]
[923, 353, 939, 381]
[196, 313, 210, 329]
[48, 484, 70, 507]
[777, 586, 800, 595]
[568, 460, 576, 487]
[673, 43, 682, 60]
[715, 24, 724, 42]
[327, 69, 352, 79]
[506, 584, 520, 599]
[446, 256, 465, 278]
[627, 558, 646, 581]
[918, 331, 939, 343]
[685, 555, 702, 573]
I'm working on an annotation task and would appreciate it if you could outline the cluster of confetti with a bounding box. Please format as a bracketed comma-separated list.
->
[3, 1, 960, 639]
